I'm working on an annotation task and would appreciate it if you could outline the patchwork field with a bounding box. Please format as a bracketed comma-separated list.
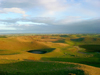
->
[0, 34, 100, 75]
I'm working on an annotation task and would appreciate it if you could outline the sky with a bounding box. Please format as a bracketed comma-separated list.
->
[0, 0, 100, 34]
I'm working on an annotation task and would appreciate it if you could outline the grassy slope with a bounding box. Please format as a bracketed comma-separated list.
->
[41, 35, 100, 75]
[0, 36, 49, 55]
[0, 60, 84, 75]
[42, 36, 100, 68]
[0, 35, 100, 75]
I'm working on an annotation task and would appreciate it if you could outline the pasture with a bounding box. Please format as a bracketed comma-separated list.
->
[0, 34, 100, 75]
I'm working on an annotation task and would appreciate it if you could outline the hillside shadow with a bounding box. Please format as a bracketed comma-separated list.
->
[53, 39, 65, 43]
[79, 45, 100, 52]
[71, 38, 84, 42]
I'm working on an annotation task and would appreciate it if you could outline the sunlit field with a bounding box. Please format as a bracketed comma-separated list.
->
[0, 34, 100, 75]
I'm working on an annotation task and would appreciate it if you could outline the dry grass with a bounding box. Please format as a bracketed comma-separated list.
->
[0, 35, 100, 75]
[0, 37, 49, 51]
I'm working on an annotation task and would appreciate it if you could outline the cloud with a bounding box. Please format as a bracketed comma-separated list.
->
[84, 0, 100, 7]
[0, 17, 55, 25]
[37, 0, 68, 16]
[21, 18, 100, 33]
[0, 17, 100, 33]
[0, 18, 100, 34]
[0, 8, 28, 17]
[0, 0, 69, 16]
[0, 0, 100, 33]
[0, 16, 100, 27]
[0, 0, 35, 8]
[53, 16, 84, 25]
[0, 0, 99, 18]
[0, 24, 16, 30]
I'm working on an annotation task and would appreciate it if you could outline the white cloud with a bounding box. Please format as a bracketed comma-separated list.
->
[0, 0, 99, 17]
[0, 7, 28, 17]
[0, 0, 69, 17]
[38, 0, 68, 16]
[0, 0, 100, 28]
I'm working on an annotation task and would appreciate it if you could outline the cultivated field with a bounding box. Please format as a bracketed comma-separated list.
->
[0, 34, 100, 75]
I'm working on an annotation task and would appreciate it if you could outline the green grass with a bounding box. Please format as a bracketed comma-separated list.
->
[0, 60, 84, 75]
[0, 34, 100, 75]
[42, 57, 100, 68]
